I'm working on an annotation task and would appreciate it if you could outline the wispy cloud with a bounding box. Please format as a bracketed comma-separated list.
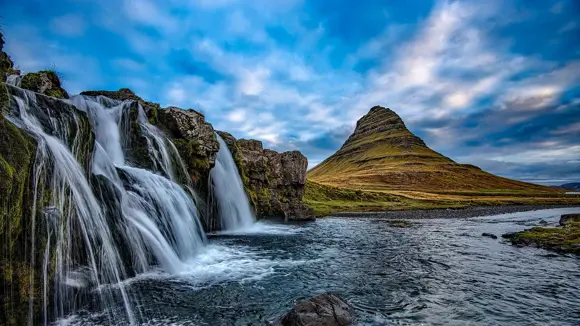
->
[1, 0, 579, 183]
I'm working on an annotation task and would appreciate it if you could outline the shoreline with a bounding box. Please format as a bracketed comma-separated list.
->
[325, 204, 580, 220]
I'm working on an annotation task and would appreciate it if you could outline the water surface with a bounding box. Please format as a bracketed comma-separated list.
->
[62, 207, 580, 326]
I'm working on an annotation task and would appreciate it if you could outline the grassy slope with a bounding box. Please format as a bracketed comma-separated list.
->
[305, 106, 578, 216]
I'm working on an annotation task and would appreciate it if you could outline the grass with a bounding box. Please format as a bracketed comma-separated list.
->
[303, 180, 580, 217]
[502, 222, 580, 254]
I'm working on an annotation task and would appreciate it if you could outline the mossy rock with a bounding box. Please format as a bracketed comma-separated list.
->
[503, 223, 580, 255]
[20, 70, 68, 99]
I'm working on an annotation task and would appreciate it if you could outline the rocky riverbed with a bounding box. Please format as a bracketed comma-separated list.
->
[331, 205, 580, 219]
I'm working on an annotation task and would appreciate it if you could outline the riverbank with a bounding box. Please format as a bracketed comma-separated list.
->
[327, 204, 580, 219]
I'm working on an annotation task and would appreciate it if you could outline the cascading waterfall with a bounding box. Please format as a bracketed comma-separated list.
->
[210, 134, 256, 231]
[4, 85, 207, 325]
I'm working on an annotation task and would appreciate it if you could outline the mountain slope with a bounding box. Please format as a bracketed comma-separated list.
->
[308, 106, 558, 193]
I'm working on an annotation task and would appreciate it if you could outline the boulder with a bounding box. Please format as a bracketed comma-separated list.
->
[560, 214, 580, 226]
[278, 293, 355, 326]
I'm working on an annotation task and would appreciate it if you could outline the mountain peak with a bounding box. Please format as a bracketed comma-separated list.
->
[308, 106, 555, 192]
[339, 106, 425, 155]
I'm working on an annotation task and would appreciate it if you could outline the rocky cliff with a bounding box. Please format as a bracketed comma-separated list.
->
[217, 131, 313, 221]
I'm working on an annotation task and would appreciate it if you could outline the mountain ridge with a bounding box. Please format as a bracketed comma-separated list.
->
[308, 106, 558, 193]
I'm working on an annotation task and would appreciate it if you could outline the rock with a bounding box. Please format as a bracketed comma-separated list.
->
[217, 131, 314, 222]
[157, 107, 219, 183]
[560, 214, 580, 226]
[386, 220, 416, 228]
[80, 88, 160, 122]
[482, 232, 498, 239]
[0, 31, 19, 82]
[20, 70, 69, 99]
[502, 224, 580, 255]
[538, 219, 549, 226]
[278, 293, 355, 326]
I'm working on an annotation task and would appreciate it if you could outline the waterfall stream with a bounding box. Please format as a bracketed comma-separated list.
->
[210, 134, 256, 231]
[3, 86, 208, 325]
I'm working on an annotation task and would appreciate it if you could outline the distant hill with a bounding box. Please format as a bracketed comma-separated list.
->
[308, 106, 558, 193]
[561, 183, 580, 191]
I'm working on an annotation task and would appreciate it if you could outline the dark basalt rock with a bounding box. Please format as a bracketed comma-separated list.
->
[482, 232, 498, 239]
[278, 293, 355, 326]
[560, 214, 580, 226]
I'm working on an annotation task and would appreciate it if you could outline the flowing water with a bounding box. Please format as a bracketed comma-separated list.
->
[4, 87, 206, 325]
[209, 134, 255, 231]
[56, 207, 580, 326]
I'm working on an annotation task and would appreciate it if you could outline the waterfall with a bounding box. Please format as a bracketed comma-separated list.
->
[4, 85, 206, 325]
[210, 134, 256, 231]
[6, 74, 22, 87]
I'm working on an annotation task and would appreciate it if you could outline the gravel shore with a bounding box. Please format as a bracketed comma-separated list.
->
[328, 205, 580, 219]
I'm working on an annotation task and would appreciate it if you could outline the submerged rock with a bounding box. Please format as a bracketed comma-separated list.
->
[386, 220, 416, 228]
[278, 293, 355, 326]
[560, 214, 580, 226]
[482, 232, 498, 239]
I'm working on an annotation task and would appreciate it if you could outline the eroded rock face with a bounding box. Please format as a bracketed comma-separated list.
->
[217, 131, 313, 221]
[278, 293, 355, 326]
[157, 107, 219, 183]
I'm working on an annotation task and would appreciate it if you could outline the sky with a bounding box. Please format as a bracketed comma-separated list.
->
[1, 0, 579, 185]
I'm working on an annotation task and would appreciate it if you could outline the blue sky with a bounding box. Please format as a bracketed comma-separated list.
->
[2, 0, 579, 185]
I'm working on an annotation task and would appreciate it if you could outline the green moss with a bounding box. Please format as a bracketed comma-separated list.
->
[20, 72, 42, 92]
[172, 139, 210, 182]
[45, 88, 67, 99]
[20, 70, 68, 99]
[503, 223, 580, 254]
[148, 103, 160, 124]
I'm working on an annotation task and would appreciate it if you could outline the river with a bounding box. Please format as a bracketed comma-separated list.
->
[60, 207, 580, 326]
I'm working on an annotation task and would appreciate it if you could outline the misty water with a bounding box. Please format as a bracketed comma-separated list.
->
[60, 207, 580, 326]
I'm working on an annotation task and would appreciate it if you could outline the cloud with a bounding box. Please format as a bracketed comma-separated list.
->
[49, 14, 86, 37]
[2, 0, 579, 183]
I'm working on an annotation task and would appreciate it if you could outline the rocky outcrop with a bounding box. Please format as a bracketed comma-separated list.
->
[0, 32, 19, 82]
[278, 293, 355, 326]
[157, 107, 219, 183]
[560, 214, 580, 226]
[20, 71, 68, 99]
[503, 222, 580, 255]
[80, 88, 160, 122]
[217, 131, 313, 221]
